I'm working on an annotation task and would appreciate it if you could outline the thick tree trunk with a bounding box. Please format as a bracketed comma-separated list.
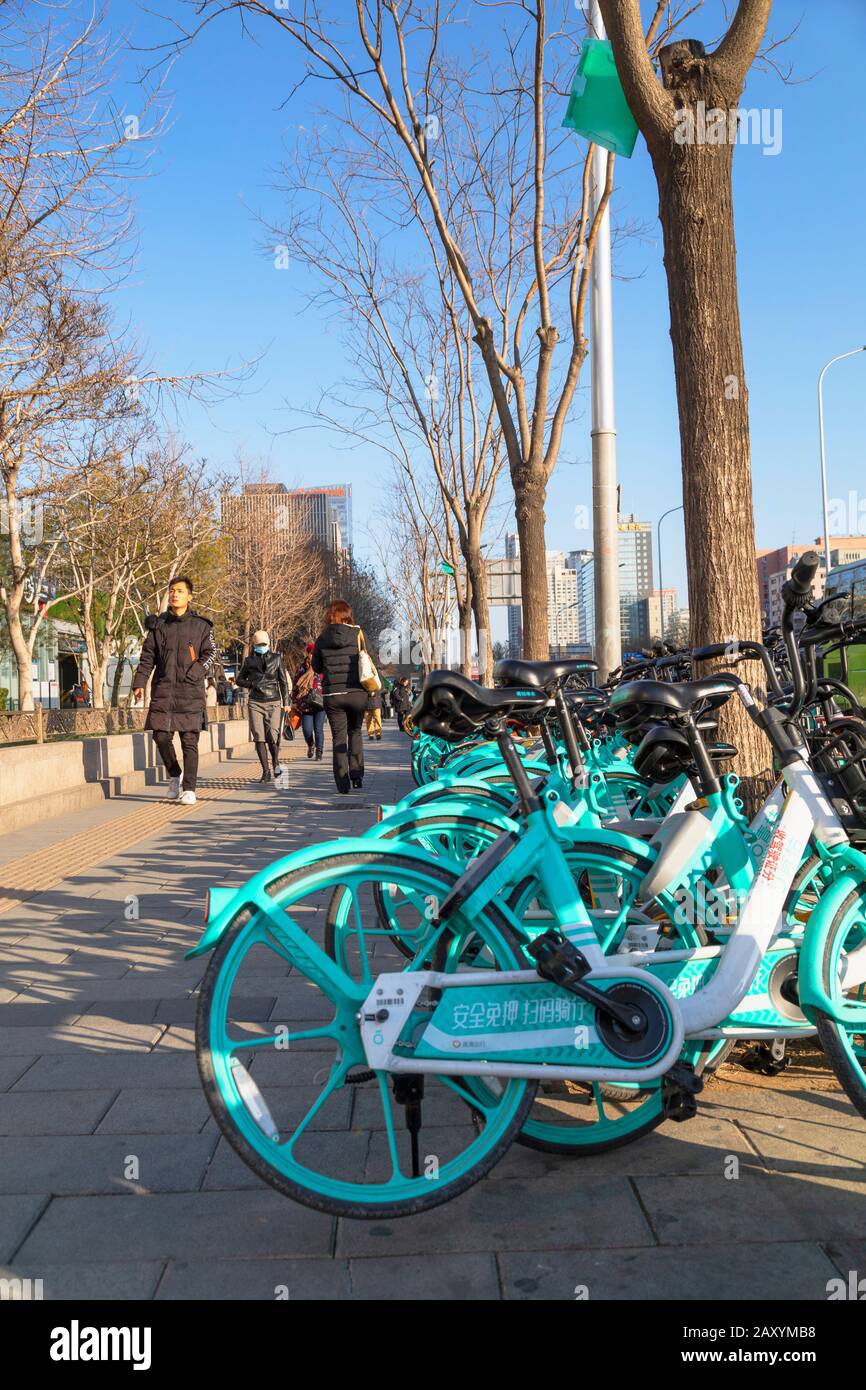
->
[455, 591, 474, 677]
[514, 471, 549, 660]
[650, 121, 770, 789]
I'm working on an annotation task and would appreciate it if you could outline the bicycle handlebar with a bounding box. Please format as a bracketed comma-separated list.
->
[787, 549, 821, 599]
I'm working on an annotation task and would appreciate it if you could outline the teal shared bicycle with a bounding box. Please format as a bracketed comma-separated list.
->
[190, 553, 866, 1217]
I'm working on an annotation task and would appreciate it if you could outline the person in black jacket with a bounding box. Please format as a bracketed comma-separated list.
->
[312, 599, 368, 793]
[390, 676, 412, 731]
[132, 575, 216, 804]
[236, 630, 292, 784]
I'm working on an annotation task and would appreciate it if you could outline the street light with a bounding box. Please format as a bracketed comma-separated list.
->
[551, 599, 579, 657]
[657, 505, 684, 598]
[818, 347, 866, 575]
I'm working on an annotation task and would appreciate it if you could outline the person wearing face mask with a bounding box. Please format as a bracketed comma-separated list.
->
[237, 630, 292, 784]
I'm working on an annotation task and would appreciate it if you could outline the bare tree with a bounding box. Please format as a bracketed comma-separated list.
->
[374, 475, 456, 678]
[0, 4, 164, 710]
[171, 0, 629, 661]
[599, 0, 775, 787]
[220, 463, 329, 655]
[272, 134, 504, 680]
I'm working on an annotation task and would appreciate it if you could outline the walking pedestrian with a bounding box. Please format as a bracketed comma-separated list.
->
[381, 682, 392, 720]
[237, 631, 292, 785]
[311, 599, 369, 794]
[365, 686, 383, 741]
[132, 575, 216, 805]
[391, 675, 412, 732]
[293, 643, 326, 761]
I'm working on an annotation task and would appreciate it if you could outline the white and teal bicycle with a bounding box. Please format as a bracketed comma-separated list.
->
[189, 555, 866, 1217]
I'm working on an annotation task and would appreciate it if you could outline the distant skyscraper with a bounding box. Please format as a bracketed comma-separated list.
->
[221, 483, 352, 560]
[505, 532, 522, 656]
[618, 513, 654, 650]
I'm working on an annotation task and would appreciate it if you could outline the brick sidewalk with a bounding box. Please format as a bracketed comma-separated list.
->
[0, 721, 864, 1300]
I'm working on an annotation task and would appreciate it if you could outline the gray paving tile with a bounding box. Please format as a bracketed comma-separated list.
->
[491, 1113, 765, 1179]
[0, 1195, 48, 1261]
[498, 1241, 841, 1300]
[0, 1004, 83, 1027]
[0, 1133, 218, 1194]
[0, 1016, 162, 1054]
[15, 1190, 334, 1262]
[156, 1257, 350, 1300]
[0, 1057, 37, 1091]
[634, 1173, 815, 1245]
[11, 1053, 197, 1091]
[823, 1240, 866, 1292]
[336, 1175, 653, 1258]
[349, 1252, 499, 1300]
[0, 1090, 115, 1136]
[1, 1261, 165, 1300]
[95, 1089, 212, 1135]
[769, 1170, 866, 1241]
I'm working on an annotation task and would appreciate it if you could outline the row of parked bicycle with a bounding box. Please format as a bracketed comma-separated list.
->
[188, 550, 866, 1218]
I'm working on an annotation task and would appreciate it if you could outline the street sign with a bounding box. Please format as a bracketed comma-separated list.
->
[562, 39, 639, 158]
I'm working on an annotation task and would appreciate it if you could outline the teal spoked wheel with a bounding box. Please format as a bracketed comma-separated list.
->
[325, 816, 508, 970]
[783, 853, 833, 936]
[196, 850, 535, 1219]
[812, 886, 866, 1120]
[596, 768, 680, 821]
[327, 812, 513, 965]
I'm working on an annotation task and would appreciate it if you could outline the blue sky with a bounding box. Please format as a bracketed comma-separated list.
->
[105, 0, 866, 619]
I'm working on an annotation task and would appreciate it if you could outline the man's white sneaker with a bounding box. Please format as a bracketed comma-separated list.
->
[178, 790, 197, 806]
[168, 776, 181, 801]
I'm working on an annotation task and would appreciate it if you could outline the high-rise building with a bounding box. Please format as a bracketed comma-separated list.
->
[647, 588, 678, 643]
[221, 483, 352, 561]
[289, 485, 353, 554]
[505, 532, 522, 656]
[618, 512, 654, 649]
[547, 551, 581, 654]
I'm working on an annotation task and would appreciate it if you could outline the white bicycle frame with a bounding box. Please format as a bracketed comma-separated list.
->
[360, 757, 866, 1084]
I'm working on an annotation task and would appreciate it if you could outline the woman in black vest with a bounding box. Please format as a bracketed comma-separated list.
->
[312, 599, 368, 793]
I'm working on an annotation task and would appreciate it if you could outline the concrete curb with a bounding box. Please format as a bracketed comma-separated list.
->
[0, 724, 254, 835]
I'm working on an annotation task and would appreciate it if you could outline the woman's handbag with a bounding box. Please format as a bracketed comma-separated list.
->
[356, 629, 381, 693]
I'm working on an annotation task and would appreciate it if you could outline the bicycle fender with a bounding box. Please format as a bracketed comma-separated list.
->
[797, 870, 866, 1025]
[186, 836, 465, 958]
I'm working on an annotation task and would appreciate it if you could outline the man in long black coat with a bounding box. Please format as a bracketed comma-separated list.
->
[132, 575, 216, 804]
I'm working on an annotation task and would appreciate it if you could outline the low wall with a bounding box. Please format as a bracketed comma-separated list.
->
[0, 718, 253, 834]
[0, 705, 244, 745]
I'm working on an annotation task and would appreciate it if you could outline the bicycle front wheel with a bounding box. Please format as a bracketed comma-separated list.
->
[196, 849, 536, 1219]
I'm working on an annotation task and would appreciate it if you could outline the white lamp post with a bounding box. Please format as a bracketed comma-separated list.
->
[818, 347, 866, 574]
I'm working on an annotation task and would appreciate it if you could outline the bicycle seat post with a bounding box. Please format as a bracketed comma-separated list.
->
[554, 686, 587, 791]
[491, 718, 542, 816]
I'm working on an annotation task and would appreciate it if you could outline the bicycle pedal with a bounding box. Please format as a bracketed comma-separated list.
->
[527, 930, 590, 988]
[662, 1062, 703, 1122]
[738, 1042, 790, 1077]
